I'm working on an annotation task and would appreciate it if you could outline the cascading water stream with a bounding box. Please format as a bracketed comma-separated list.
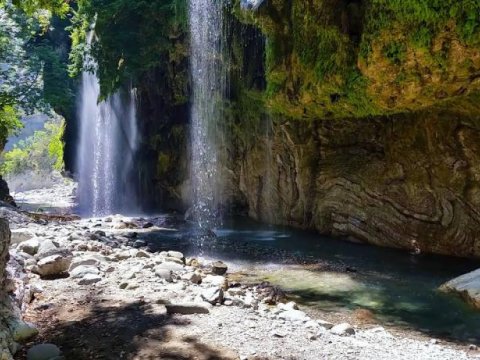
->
[76, 33, 139, 217]
[188, 0, 227, 232]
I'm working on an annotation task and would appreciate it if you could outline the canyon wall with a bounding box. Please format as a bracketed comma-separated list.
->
[226, 106, 480, 257]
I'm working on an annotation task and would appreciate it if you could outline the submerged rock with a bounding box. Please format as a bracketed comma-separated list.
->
[26, 343, 61, 360]
[440, 269, 480, 309]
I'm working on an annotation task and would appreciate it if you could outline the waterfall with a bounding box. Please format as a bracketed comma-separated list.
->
[76, 34, 139, 217]
[188, 0, 227, 230]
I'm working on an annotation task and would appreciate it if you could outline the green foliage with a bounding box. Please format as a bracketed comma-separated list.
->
[234, 0, 480, 119]
[382, 42, 406, 65]
[0, 2, 74, 146]
[70, 0, 189, 99]
[1, 117, 65, 175]
[0, 106, 22, 147]
[361, 0, 480, 56]
[8, 0, 70, 16]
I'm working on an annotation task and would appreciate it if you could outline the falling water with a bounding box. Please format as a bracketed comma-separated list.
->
[188, 0, 227, 230]
[76, 34, 139, 216]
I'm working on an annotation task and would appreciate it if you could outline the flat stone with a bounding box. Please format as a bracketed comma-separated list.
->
[278, 309, 308, 321]
[115, 249, 138, 260]
[155, 262, 183, 272]
[271, 329, 287, 338]
[70, 265, 100, 279]
[440, 268, 480, 309]
[27, 343, 61, 360]
[69, 257, 102, 271]
[164, 256, 184, 265]
[78, 274, 102, 285]
[136, 250, 151, 258]
[167, 250, 184, 260]
[331, 323, 355, 336]
[165, 303, 210, 315]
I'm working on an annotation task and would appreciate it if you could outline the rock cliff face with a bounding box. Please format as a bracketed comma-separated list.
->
[227, 103, 480, 257]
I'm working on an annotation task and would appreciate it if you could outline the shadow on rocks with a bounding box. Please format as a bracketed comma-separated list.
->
[16, 294, 238, 360]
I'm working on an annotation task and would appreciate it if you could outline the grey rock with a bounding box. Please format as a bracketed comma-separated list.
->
[34, 254, 71, 276]
[201, 287, 224, 305]
[278, 309, 308, 321]
[70, 265, 100, 279]
[271, 329, 287, 338]
[69, 257, 101, 271]
[185, 272, 202, 284]
[330, 323, 355, 336]
[26, 343, 61, 360]
[211, 261, 228, 275]
[18, 238, 40, 256]
[10, 229, 35, 245]
[165, 303, 210, 315]
[164, 256, 184, 265]
[78, 274, 102, 285]
[440, 268, 480, 309]
[135, 250, 151, 258]
[35, 240, 58, 259]
[167, 250, 184, 260]
[133, 240, 146, 248]
[203, 275, 226, 287]
[317, 319, 334, 330]
[155, 268, 173, 282]
[155, 262, 183, 272]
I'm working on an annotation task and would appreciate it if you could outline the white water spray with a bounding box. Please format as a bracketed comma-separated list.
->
[188, 0, 227, 230]
[76, 34, 139, 216]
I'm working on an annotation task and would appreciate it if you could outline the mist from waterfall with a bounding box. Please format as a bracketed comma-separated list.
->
[76, 34, 139, 217]
[188, 0, 227, 231]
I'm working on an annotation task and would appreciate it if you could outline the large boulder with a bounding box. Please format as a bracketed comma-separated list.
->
[440, 269, 480, 309]
[33, 255, 72, 277]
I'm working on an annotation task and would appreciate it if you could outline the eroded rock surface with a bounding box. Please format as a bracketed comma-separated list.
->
[230, 110, 480, 258]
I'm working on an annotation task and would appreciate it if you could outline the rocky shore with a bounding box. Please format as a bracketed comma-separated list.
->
[0, 187, 478, 359]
